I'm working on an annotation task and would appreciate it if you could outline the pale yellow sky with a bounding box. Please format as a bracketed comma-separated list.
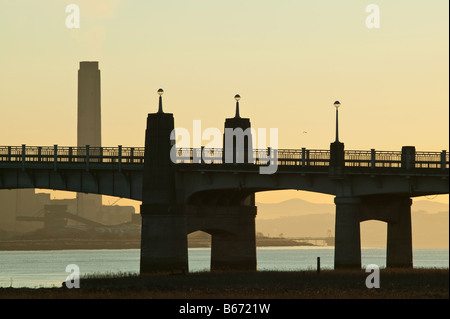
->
[1, 1, 448, 206]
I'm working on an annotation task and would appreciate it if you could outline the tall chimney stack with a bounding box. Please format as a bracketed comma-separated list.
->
[78, 61, 101, 147]
[77, 61, 102, 218]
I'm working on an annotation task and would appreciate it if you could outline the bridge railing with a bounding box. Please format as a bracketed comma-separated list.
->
[415, 151, 448, 169]
[174, 148, 331, 166]
[344, 150, 403, 168]
[0, 145, 145, 165]
[174, 148, 448, 169]
[0, 145, 448, 170]
[343, 150, 449, 169]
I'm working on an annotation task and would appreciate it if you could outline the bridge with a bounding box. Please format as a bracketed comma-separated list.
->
[0, 93, 448, 272]
[0, 146, 447, 200]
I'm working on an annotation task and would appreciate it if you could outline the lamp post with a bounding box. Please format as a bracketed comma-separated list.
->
[330, 100, 344, 174]
[334, 100, 341, 142]
[234, 94, 241, 118]
[157, 88, 164, 113]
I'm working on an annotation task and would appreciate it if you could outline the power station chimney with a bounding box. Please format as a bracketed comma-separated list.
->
[77, 61, 102, 218]
[78, 61, 101, 147]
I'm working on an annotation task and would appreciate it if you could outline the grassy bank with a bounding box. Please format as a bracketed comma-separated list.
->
[0, 268, 447, 299]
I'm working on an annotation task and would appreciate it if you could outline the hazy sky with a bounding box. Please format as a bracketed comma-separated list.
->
[0, 1, 448, 205]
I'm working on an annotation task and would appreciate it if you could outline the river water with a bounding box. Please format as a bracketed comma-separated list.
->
[0, 247, 448, 288]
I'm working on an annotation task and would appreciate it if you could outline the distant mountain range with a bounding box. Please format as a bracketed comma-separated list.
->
[255, 198, 449, 249]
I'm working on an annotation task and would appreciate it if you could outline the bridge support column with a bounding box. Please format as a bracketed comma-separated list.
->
[139, 92, 189, 274]
[185, 204, 257, 272]
[334, 197, 361, 269]
[210, 219, 256, 271]
[386, 198, 413, 268]
[140, 205, 188, 274]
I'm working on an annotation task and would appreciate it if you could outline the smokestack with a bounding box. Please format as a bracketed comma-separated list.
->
[77, 61, 101, 147]
[77, 61, 102, 219]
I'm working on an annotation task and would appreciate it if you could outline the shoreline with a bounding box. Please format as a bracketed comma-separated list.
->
[0, 269, 448, 299]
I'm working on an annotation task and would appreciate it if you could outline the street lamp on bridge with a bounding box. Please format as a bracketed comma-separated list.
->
[333, 100, 341, 142]
[157, 88, 164, 113]
[330, 100, 344, 174]
[234, 94, 241, 119]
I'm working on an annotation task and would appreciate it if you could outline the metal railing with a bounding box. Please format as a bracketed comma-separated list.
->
[344, 150, 403, 168]
[0, 145, 448, 170]
[173, 148, 331, 166]
[0, 146, 145, 165]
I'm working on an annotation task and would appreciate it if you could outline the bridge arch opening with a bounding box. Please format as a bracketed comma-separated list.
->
[187, 230, 212, 272]
[410, 195, 449, 249]
[360, 220, 387, 267]
[255, 190, 335, 240]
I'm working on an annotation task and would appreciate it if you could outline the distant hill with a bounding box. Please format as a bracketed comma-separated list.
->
[411, 199, 449, 214]
[256, 198, 335, 219]
[255, 199, 449, 249]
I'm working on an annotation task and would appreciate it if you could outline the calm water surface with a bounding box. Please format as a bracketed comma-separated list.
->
[0, 247, 448, 288]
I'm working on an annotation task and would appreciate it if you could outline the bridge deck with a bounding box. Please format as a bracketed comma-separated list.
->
[0, 146, 448, 171]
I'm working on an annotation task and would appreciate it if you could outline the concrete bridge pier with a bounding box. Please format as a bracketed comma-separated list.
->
[359, 196, 413, 268]
[334, 197, 362, 269]
[140, 90, 188, 274]
[186, 203, 257, 272]
[204, 94, 257, 271]
[386, 198, 413, 268]
[335, 195, 414, 270]
[140, 206, 188, 274]
[210, 206, 257, 271]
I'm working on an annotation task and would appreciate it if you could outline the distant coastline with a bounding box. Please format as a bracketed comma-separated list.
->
[0, 236, 320, 251]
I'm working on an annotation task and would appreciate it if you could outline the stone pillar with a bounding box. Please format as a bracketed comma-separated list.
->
[140, 205, 187, 274]
[212, 96, 257, 271]
[401, 146, 416, 169]
[140, 92, 188, 274]
[223, 95, 253, 165]
[386, 198, 413, 268]
[329, 141, 345, 176]
[334, 197, 361, 269]
[210, 206, 257, 271]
